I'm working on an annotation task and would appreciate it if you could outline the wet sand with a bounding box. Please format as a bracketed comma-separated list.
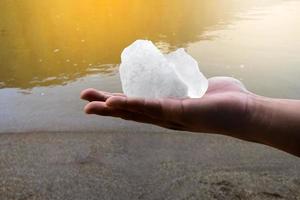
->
[1, 130, 299, 200]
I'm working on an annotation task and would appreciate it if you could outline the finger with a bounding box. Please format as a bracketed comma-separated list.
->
[84, 101, 161, 124]
[110, 109, 183, 130]
[81, 88, 109, 102]
[84, 101, 141, 119]
[207, 77, 248, 93]
[81, 88, 125, 102]
[120, 111, 184, 131]
[84, 101, 114, 115]
[106, 96, 164, 118]
[120, 111, 161, 124]
[106, 96, 186, 124]
[84, 101, 184, 130]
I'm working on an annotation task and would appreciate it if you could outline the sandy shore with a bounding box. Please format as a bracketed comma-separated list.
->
[0, 131, 299, 200]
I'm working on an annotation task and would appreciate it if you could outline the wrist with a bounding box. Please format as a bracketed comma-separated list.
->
[250, 95, 300, 156]
[245, 94, 275, 143]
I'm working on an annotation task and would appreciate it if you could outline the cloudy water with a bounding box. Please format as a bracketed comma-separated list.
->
[0, 0, 300, 132]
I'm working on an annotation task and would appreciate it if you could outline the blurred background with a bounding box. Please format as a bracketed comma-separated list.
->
[0, 0, 300, 199]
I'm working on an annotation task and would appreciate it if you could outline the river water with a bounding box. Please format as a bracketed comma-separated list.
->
[0, 0, 300, 132]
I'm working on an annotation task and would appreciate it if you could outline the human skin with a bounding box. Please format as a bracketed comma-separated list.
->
[80, 77, 300, 157]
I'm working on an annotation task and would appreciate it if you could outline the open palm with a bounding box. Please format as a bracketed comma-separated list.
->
[81, 77, 254, 140]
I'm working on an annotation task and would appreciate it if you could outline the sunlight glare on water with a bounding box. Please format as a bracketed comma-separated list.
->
[0, 0, 235, 88]
[0, 0, 299, 97]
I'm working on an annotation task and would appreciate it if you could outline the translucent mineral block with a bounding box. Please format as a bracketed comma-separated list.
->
[119, 40, 208, 98]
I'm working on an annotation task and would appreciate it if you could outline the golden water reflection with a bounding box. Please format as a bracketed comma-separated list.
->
[0, 0, 251, 89]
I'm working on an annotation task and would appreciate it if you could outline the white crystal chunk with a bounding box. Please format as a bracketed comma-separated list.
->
[119, 40, 208, 98]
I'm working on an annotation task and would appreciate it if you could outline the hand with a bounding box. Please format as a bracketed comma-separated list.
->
[81, 77, 257, 141]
